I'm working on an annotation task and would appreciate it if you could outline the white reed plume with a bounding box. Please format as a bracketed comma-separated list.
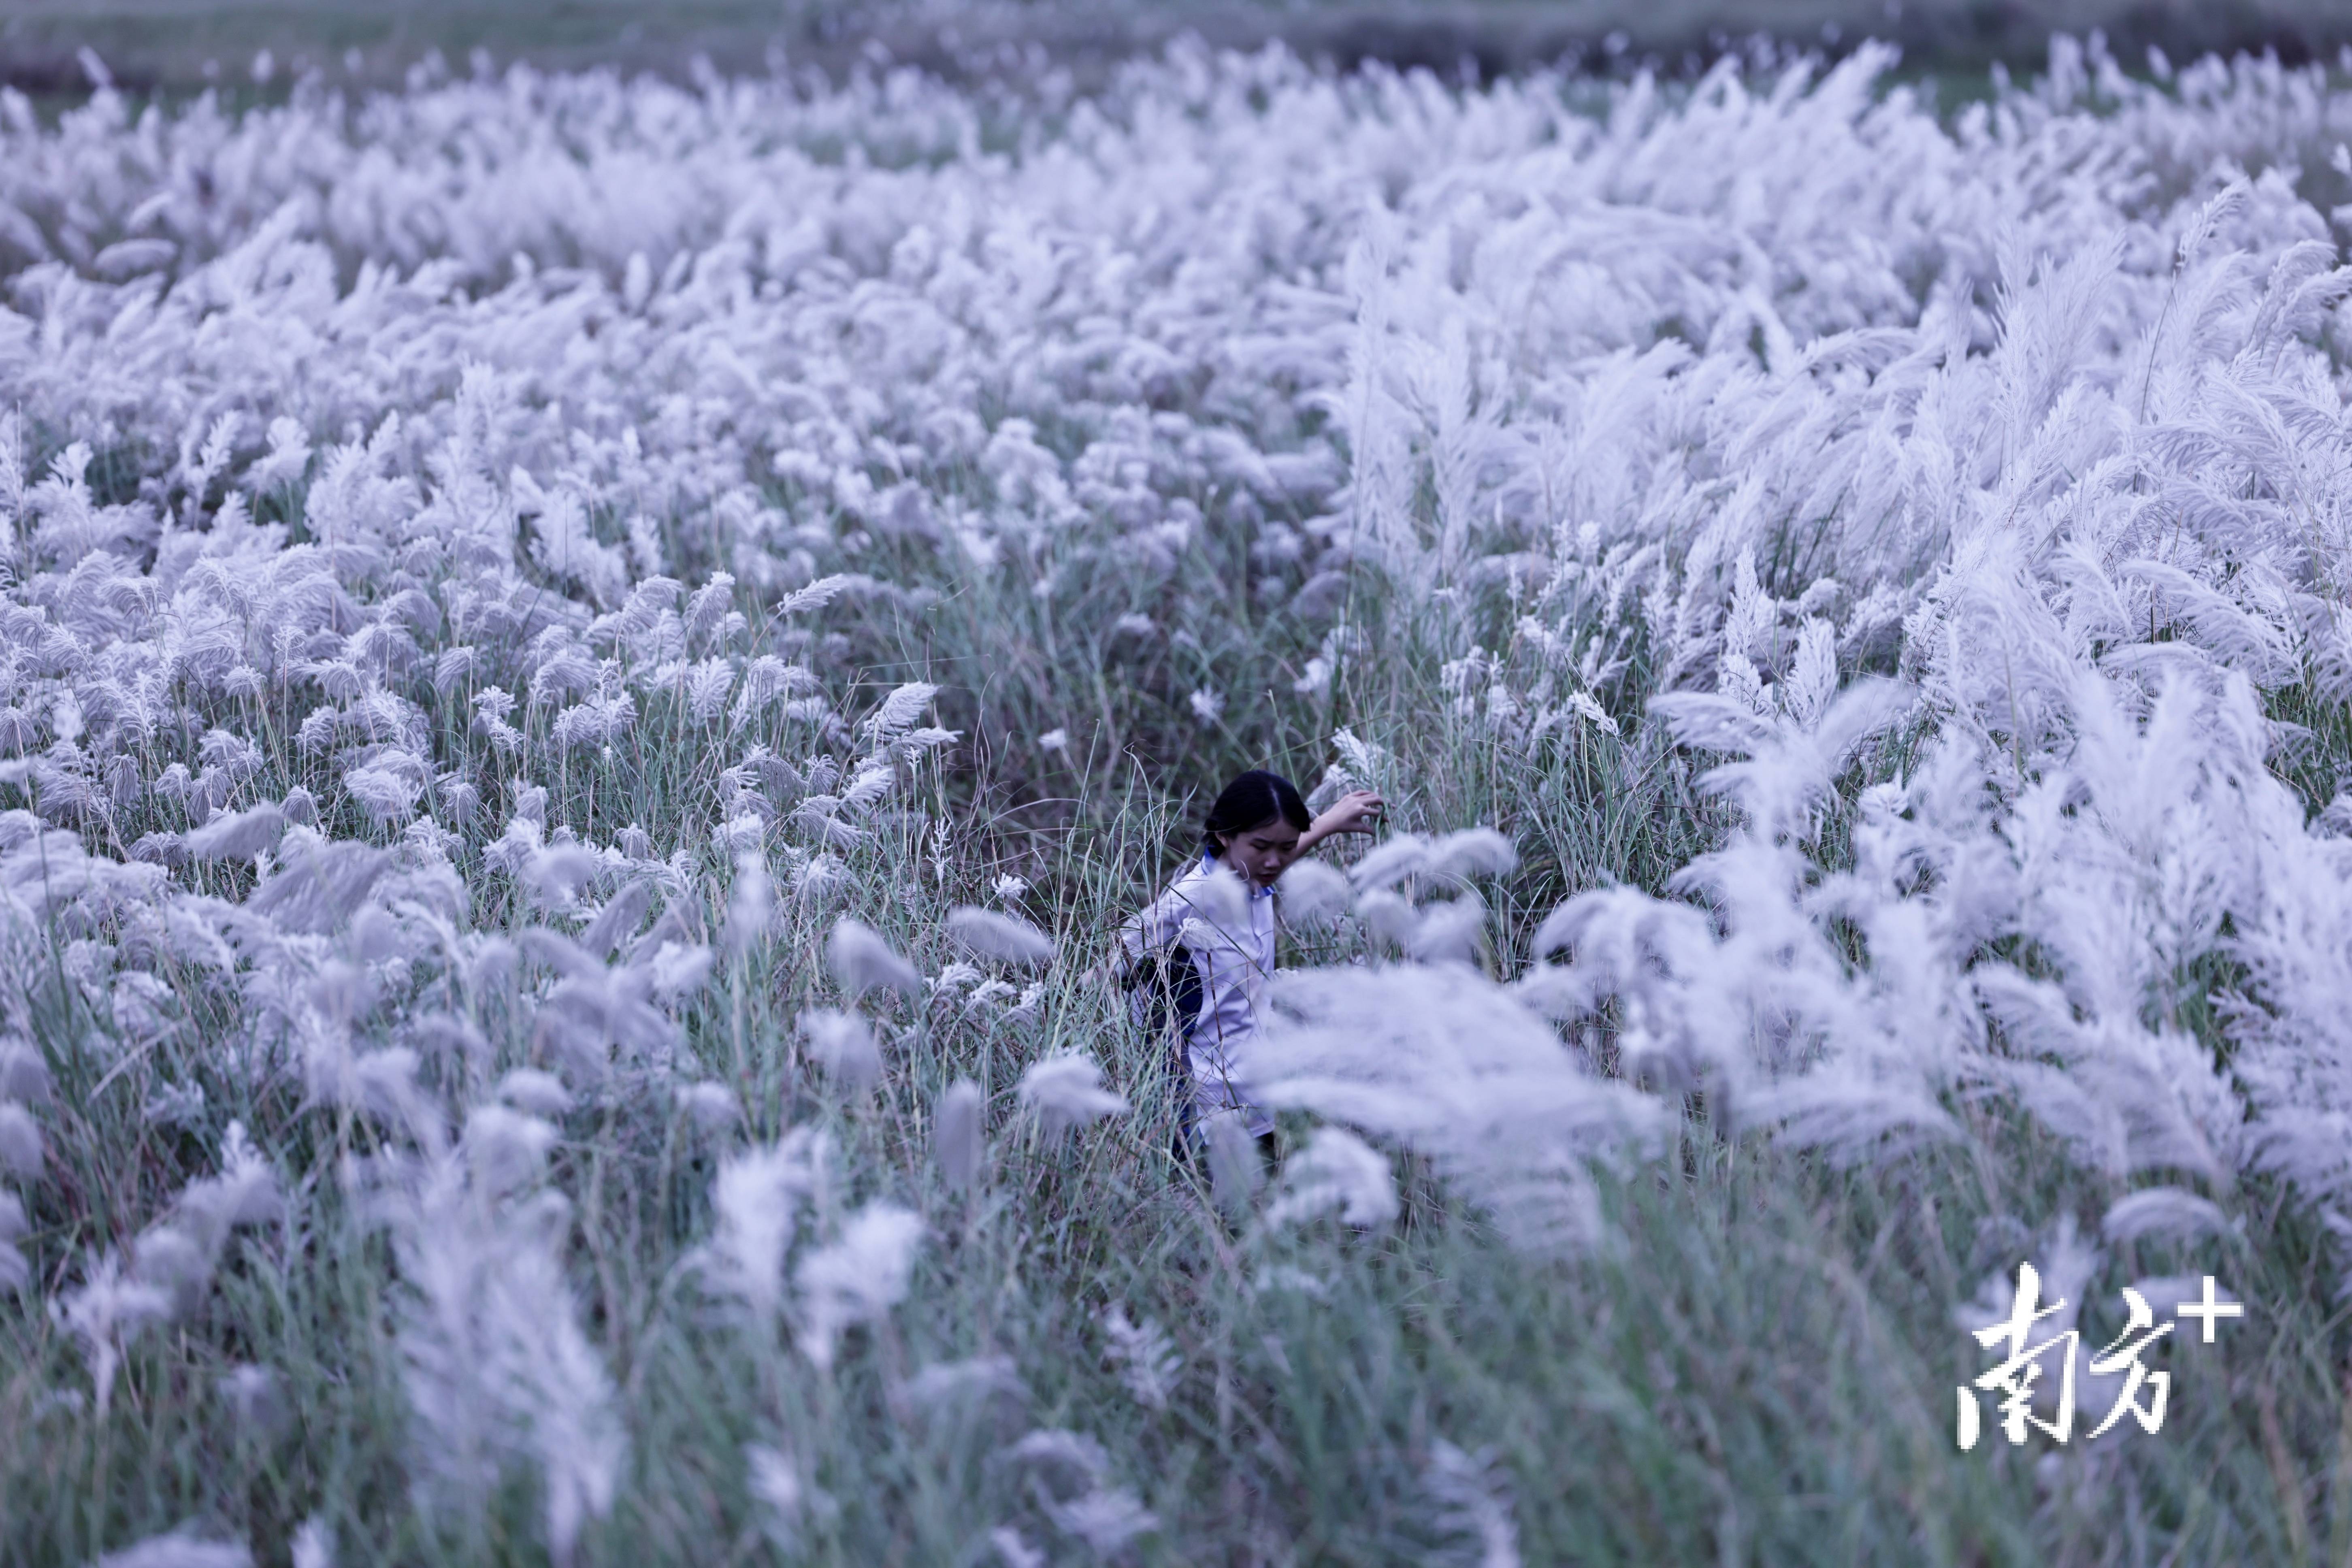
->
[216, 1363, 285, 1436]
[1044, 1487, 1161, 1555]
[177, 1121, 283, 1244]
[2101, 1187, 2233, 1246]
[991, 1528, 1046, 1568]
[576, 880, 650, 959]
[1426, 1439, 1521, 1568]
[290, 1518, 333, 1568]
[1428, 829, 1518, 881]
[1403, 897, 1489, 965]
[945, 906, 1057, 967]
[184, 800, 285, 861]
[1254, 964, 1662, 1255]
[794, 1201, 924, 1371]
[1276, 859, 1353, 929]
[799, 1008, 882, 1093]
[777, 573, 852, 618]
[676, 1081, 742, 1134]
[1175, 862, 1253, 938]
[0, 1101, 40, 1179]
[48, 1126, 260, 1337]
[746, 1442, 809, 1551]
[702, 1129, 831, 1325]
[860, 680, 940, 750]
[934, 1078, 985, 1191]
[827, 916, 922, 1000]
[901, 1354, 1025, 1412]
[1100, 1304, 1183, 1411]
[497, 1067, 573, 1118]
[0, 1038, 51, 1105]
[364, 1139, 626, 1565]
[460, 1104, 560, 1198]
[1202, 1109, 1264, 1216]
[1342, 824, 1522, 898]
[1006, 1429, 1160, 1552]
[1265, 1126, 1399, 1230]
[715, 851, 771, 964]
[129, 1223, 213, 1316]
[54, 1248, 171, 1414]
[0, 1189, 28, 1294]
[1017, 1055, 1130, 1140]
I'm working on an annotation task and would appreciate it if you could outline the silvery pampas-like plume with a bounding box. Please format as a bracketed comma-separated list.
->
[184, 801, 285, 861]
[0, 1101, 40, 1179]
[55, 1249, 170, 1414]
[1275, 859, 1353, 929]
[1426, 1439, 1521, 1568]
[1100, 1304, 1183, 1410]
[800, 1008, 882, 1093]
[945, 906, 1057, 967]
[746, 1442, 808, 1551]
[703, 1131, 831, 1325]
[1265, 1126, 1399, 1230]
[0, 1190, 28, 1294]
[827, 917, 923, 1000]
[721, 852, 775, 958]
[1017, 1055, 1130, 1140]
[794, 1202, 924, 1370]
[290, 1518, 333, 1568]
[1254, 964, 1661, 1255]
[364, 1137, 626, 1566]
[934, 1078, 985, 1192]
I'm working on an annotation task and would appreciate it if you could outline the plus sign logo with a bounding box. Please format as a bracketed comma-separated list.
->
[2175, 1275, 2244, 1343]
[1957, 1270, 2243, 1451]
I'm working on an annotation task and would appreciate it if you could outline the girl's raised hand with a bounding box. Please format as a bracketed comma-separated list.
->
[1312, 789, 1384, 839]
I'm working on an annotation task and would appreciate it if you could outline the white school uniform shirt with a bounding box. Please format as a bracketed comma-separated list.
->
[1121, 851, 1278, 1138]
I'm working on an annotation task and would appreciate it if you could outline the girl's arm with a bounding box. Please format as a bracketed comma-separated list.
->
[1121, 871, 1201, 962]
[1111, 868, 1214, 991]
[1108, 901, 1162, 992]
[1295, 789, 1384, 854]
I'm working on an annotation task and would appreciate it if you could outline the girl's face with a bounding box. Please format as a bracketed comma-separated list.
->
[1215, 816, 1302, 889]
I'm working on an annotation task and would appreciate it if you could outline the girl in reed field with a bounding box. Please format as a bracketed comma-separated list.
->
[1119, 769, 1384, 1150]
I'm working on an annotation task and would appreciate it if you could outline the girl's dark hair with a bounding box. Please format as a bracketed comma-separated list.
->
[1202, 770, 1311, 852]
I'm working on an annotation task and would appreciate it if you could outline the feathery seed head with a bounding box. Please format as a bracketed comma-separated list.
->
[799, 1008, 882, 1093]
[677, 1080, 742, 1133]
[794, 1201, 924, 1370]
[185, 801, 286, 861]
[498, 1067, 573, 1118]
[1275, 859, 1353, 928]
[1266, 1127, 1398, 1230]
[1017, 1055, 1129, 1140]
[0, 1101, 41, 1180]
[945, 905, 1056, 967]
[935, 1078, 985, 1191]
[827, 917, 922, 999]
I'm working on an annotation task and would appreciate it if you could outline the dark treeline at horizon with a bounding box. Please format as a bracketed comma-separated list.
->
[2, 0, 2350, 100]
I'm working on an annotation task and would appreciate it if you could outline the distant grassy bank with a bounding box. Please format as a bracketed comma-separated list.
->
[4, 0, 2352, 98]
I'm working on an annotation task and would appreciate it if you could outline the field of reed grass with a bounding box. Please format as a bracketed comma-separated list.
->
[6, 26, 2352, 1566]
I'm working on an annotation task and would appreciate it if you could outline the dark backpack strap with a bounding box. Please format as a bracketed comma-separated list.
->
[1158, 948, 1204, 1162]
[1125, 948, 1205, 1138]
